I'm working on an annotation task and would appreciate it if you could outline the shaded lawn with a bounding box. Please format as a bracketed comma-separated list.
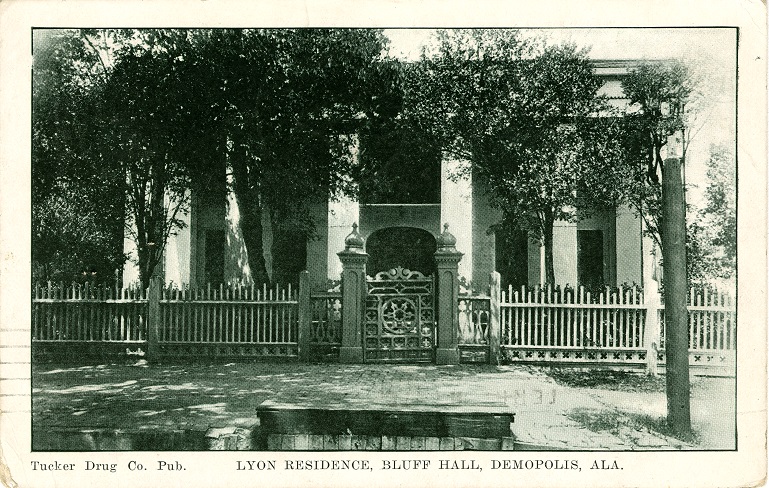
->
[567, 407, 698, 446]
[32, 362, 510, 431]
[544, 367, 712, 393]
[33, 362, 316, 430]
[548, 369, 735, 449]
[33, 362, 735, 450]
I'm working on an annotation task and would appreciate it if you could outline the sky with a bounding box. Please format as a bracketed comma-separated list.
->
[384, 28, 738, 208]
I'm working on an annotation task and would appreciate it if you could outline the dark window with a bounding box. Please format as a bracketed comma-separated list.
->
[204, 230, 225, 286]
[365, 227, 437, 277]
[495, 227, 528, 289]
[578, 230, 604, 289]
[357, 125, 442, 204]
[270, 228, 307, 286]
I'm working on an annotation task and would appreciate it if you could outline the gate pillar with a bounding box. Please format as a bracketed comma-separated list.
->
[338, 223, 367, 363]
[434, 224, 463, 365]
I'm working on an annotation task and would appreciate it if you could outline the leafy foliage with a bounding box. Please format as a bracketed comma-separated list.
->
[185, 29, 392, 285]
[99, 32, 200, 288]
[619, 61, 694, 248]
[687, 144, 736, 282]
[619, 61, 734, 285]
[406, 30, 621, 284]
[33, 28, 396, 287]
[701, 144, 736, 274]
[32, 30, 125, 283]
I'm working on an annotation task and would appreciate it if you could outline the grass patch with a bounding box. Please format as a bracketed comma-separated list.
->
[546, 368, 666, 392]
[568, 407, 700, 445]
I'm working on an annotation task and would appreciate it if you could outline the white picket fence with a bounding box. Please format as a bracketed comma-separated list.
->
[33, 273, 736, 373]
[499, 285, 645, 349]
[31, 280, 303, 360]
[159, 283, 299, 346]
[32, 282, 148, 343]
[458, 275, 736, 375]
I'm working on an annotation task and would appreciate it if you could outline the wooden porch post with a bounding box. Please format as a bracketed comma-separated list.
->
[337, 224, 367, 363]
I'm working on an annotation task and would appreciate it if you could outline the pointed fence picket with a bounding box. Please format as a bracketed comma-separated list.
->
[32, 276, 736, 371]
[458, 281, 735, 374]
[498, 284, 646, 349]
[658, 287, 736, 352]
[32, 280, 303, 360]
[158, 282, 298, 346]
[32, 282, 148, 343]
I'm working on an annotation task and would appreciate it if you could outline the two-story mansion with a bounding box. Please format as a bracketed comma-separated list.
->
[123, 60, 658, 292]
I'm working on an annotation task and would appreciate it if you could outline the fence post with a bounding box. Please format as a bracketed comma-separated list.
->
[337, 224, 367, 363]
[643, 281, 661, 376]
[434, 224, 463, 365]
[298, 270, 311, 362]
[489, 272, 501, 365]
[147, 277, 161, 362]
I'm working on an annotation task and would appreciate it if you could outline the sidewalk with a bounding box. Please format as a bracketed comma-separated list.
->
[31, 362, 733, 450]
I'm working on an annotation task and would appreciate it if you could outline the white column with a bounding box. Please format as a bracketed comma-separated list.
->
[164, 190, 192, 287]
[440, 157, 472, 283]
[224, 165, 253, 285]
[553, 220, 578, 285]
[616, 204, 643, 286]
[122, 226, 141, 287]
[328, 195, 359, 282]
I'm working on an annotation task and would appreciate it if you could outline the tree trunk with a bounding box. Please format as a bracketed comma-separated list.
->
[269, 209, 308, 287]
[138, 252, 150, 290]
[543, 211, 556, 285]
[661, 155, 691, 435]
[136, 194, 164, 290]
[542, 211, 555, 286]
[229, 145, 271, 287]
[137, 241, 161, 291]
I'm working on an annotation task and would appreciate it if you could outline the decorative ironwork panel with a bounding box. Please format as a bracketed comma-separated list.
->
[458, 297, 490, 345]
[310, 294, 342, 345]
[156, 343, 298, 358]
[365, 267, 435, 362]
[500, 346, 647, 366]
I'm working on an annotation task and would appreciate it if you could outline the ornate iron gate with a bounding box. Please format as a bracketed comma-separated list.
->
[364, 267, 435, 362]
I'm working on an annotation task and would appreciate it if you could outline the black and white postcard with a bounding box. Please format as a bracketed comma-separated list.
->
[0, 1, 766, 487]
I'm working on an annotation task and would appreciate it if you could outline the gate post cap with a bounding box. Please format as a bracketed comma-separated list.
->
[436, 223, 458, 252]
[343, 223, 365, 252]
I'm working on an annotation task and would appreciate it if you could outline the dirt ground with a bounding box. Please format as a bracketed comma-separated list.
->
[31, 361, 736, 450]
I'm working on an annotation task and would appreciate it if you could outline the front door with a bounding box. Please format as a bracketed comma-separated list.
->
[364, 267, 435, 362]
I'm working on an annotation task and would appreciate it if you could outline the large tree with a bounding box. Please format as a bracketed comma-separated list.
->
[355, 59, 444, 205]
[94, 30, 206, 289]
[33, 29, 207, 289]
[407, 30, 622, 285]
[185, 29, 392, 286]
[700, 143, 737, 278]
[34, 29, 395, 288]
[620, 60, 694, 436]
[32, 30, 126, 284]
[618, 62, 694, 246]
